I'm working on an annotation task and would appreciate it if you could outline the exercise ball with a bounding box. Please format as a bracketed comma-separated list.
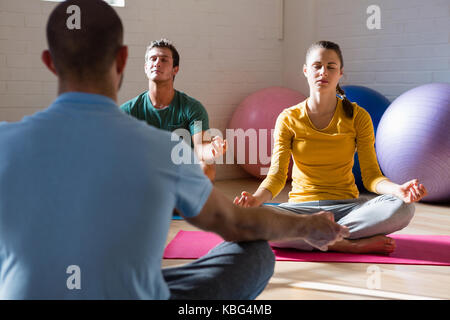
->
[228, 87, 306, 179]
[376, 83, 450, 203]
[341, 85, 390, 192]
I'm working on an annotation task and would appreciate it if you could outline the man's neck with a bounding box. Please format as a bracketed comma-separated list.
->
[58, 80, 117, 102]
[148, 81, 175, 109]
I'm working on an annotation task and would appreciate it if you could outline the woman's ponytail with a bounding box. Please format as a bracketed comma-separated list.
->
[336, 84, 354, 118]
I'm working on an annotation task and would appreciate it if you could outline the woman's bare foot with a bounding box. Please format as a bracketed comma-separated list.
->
[327, 235, 396, 254]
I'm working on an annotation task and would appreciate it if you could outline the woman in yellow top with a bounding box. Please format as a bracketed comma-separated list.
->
[234, 41, 428, 254]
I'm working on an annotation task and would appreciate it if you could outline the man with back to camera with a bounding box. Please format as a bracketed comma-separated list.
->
[120, 38, 224, 182]
[0, 0, 349, 299]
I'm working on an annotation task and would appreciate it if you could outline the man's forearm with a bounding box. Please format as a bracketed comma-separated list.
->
[194, 143, 215, 163]
[229, 205, 309, 242]
[186, 187, 346, 251]
[187, 188, 307, 243]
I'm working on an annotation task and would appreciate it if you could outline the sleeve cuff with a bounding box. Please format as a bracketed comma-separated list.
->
[369, 176, 390, 194]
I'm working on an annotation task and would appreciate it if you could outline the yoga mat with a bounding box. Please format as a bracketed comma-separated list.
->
[163, 230, 450, 266]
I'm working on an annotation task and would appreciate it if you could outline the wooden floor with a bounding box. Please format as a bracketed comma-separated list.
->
[162, 178, 450, 300]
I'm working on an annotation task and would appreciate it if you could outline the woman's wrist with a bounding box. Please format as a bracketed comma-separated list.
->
[253, 187, 273, 206]
[392, 185, 403, 198]
[388, 183, 403, 198]
[376, 179, 397, 195]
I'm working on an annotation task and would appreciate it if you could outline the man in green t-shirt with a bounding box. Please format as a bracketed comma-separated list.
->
[120, 39, 226, 181]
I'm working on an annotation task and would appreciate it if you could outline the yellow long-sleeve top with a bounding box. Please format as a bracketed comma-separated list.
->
[260, 98, 388, 203]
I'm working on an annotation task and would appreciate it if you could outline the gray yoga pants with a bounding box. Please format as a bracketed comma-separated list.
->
[269, 194, 415, 251]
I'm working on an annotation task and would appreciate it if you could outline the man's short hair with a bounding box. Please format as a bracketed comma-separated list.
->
[145, 39, 180, 68]
[46, 0, 123, 80]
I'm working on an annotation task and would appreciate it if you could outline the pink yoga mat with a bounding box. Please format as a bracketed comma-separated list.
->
[163, 230, 450, 266]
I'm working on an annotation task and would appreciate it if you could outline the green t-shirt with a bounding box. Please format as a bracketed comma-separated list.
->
[120, 90, 209, 146]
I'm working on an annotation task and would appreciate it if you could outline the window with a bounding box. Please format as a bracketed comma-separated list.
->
[42, 0, 125, 7]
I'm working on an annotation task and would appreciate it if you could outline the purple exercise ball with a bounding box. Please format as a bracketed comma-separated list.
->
[376, 83, 450, 203]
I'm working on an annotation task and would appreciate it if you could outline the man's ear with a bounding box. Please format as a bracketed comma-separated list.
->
[173, 65, 179, 77]
[116, 45, 128, 74]
[302, 64, 308, 78]
[41, 50, 58, 76]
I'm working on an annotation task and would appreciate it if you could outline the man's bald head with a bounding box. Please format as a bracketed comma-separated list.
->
[46, 0, 123, 81]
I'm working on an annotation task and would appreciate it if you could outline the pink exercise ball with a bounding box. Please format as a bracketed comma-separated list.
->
[228, 87, 306, 179]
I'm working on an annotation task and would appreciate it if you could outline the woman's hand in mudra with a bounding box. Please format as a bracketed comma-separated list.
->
[396, 179, 428, 203]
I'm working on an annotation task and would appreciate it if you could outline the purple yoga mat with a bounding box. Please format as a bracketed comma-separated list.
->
[163, 230, 450, 266]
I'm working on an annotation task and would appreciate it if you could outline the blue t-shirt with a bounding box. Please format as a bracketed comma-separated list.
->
[0, 92, 212, 299]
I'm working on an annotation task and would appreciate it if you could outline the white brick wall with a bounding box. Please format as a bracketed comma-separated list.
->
[0, 0, 284, 179]
[1, 0, 449, 179]
[298, 0, 450, 102]
[114, 0, 284, 179]
[0, 0, 56, 122]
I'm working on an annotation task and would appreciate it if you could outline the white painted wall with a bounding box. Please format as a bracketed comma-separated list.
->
[0, 0, 284, 179]
[1, 0, 449, 179]
[283, 0, 450, 101]
[281, 0, 316, 96]
[117, 0, 285, 179]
